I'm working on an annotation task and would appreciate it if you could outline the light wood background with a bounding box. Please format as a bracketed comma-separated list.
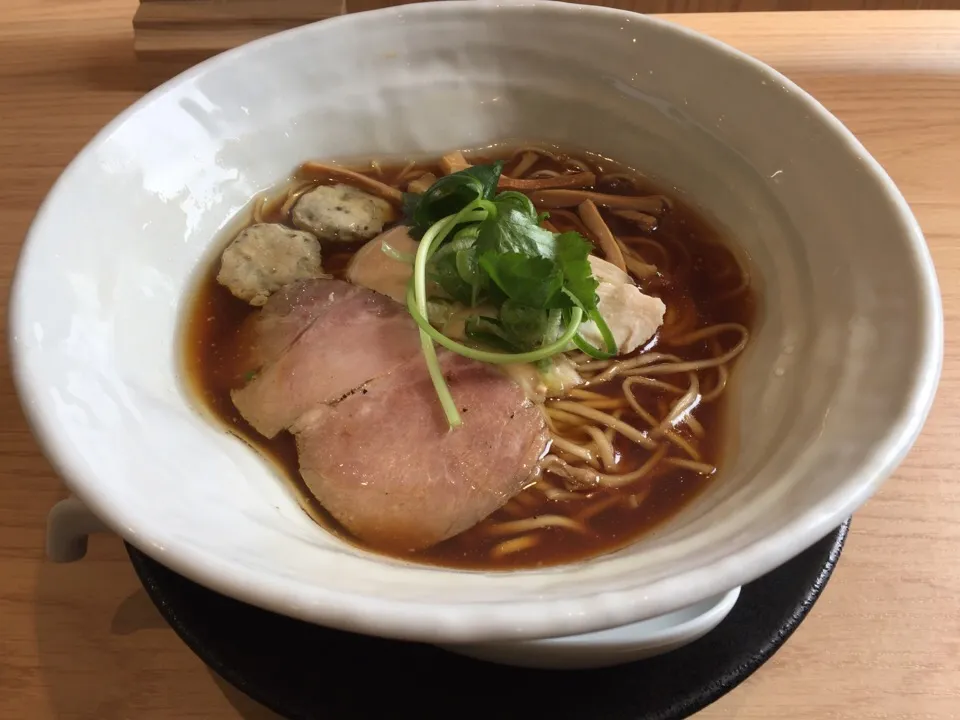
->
[131, 0, 960, 61]
[348, 0, 960, 9]
[2, 1, 960, 719]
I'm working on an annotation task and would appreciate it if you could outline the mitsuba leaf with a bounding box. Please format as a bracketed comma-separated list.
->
[455, 247, 478, 285]
[476, 208, 557, 260]
[479, 251, 563, 309]
[464, 161, 506, 200]
[404, 161, 504, 236]
[401, 192, 422, 229]
[430, 230, 477, 263]
[427, 252, 473, 305]
[500, 300, 550, 350]
[493, 191, 538, 219]
[554, 231, 599, 311]
[454, 246, 486, 306]
[427, 231, 484, 307]
[464, 316, 520, 353]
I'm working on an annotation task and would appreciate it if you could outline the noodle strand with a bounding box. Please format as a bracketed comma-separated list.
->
[548, 401, 657, 449]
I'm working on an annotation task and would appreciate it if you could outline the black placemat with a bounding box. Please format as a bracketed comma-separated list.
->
[127, 519, 849, 720]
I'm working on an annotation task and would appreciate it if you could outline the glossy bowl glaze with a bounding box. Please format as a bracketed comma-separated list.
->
[439, 586, 743, 669]
[9, 1, 941, 644]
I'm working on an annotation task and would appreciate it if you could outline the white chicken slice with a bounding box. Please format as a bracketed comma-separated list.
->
[579, 255, 666, 355]
[292, 184, 395, 243]
[345, 226, 419, 303]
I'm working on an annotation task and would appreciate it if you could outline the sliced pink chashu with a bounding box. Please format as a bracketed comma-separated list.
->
[231, 278, 422, 437]
[231, 278, 361, 379]
[292, 351, 549, 552]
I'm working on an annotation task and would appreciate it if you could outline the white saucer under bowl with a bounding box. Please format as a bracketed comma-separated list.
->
[438, 586, 742, 669]
[47, 497, 740, 670]
[45, 495, 739, 669]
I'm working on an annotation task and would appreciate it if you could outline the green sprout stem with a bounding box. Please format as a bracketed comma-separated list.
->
[380, 240, 417, 264]
[408, 198, 618, 430]
[410, 205, 588, 429]
[407, 286, 584, 365]
[573, 309, 619, 359]
[413, 215, 468, 429]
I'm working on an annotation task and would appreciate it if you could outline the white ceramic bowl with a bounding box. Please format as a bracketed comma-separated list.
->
[10, 0, 941, 646]
[440, 586, 742, 669]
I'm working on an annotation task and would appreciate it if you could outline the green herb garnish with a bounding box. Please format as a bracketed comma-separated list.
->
[403, 162, 504, 237]
[400, 162, 617, 429]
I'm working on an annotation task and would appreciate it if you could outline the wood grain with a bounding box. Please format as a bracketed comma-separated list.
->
[1, 3, 959, 719]
[353, 0, 960, 8]
[133, 0, 342, 60]
[132, 0, 960, 62]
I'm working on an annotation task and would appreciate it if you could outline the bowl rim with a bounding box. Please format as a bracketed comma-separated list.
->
[8, 0, 944, 643]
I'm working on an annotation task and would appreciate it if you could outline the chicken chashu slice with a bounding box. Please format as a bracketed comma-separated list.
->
[344, 225, 418, 304]
[292, 351, 549, 552]
[231, 278, 422, 438]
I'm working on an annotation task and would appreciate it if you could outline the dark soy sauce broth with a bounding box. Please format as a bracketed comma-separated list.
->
[182, 146, 756, 570]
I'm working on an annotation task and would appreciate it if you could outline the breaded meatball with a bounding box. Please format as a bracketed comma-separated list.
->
[291, 184, 394, 243]
[217, 223, 323, 306]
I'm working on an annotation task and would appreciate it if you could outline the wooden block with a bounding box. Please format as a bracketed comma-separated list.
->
[348, 0, 960, 9]
[133, 0, 343, 62]
[133, 0, 960, 65]
[346, 0, 435, 12]
[135, 0, 343, 26]
[565, 0, 960, 9]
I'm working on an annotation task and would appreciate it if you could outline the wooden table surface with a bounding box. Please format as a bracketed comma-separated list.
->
[1, 2, 959, 718]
